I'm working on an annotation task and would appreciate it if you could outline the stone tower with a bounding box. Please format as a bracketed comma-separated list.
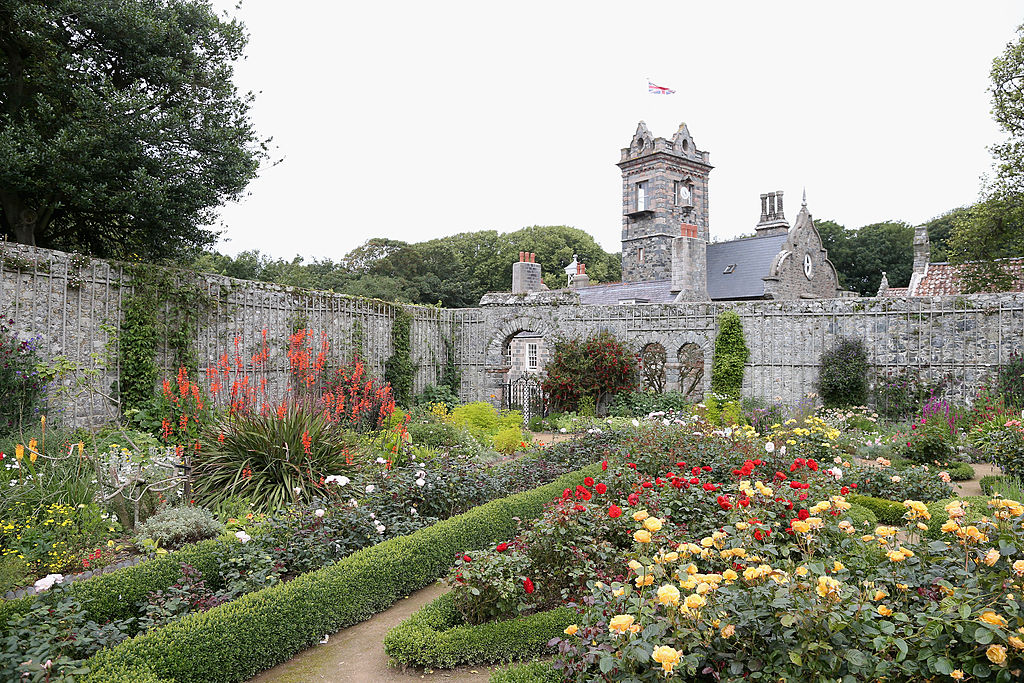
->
[618, 121, 713, 282]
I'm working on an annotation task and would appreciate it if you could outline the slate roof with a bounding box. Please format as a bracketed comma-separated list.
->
[914, 259, 1024, 296]
[575, 279, 678, 305]
[705, 234, 789, 300]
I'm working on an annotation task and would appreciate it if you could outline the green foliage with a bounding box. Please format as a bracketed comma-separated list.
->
[192, 407, 359, 514]
[492, 427, 528, 455]
[542, 331, 638, 413]
[873, 367, 949, 420]
[78, 466, 599, 683]
[980, 474, 1024, 500]
[949, 197, 1024, 292]
[815, 219, 915, 295]
[710, 311, 747, 400]
[0, 0, 267, 259]
[0, 554, 28, 594]
[0, 320, 45, 434]
[944, 461, 976, 482]
[384, 307, 414, 406]
[118, 285, 159, 415]
[702, 393, 744, 427]
[997, 352, 1024, 408]
[416, 384, 459, 409]
[490, 661, 560, 683]
[970, 416, 1024, 481]
[847, 494, 905, 525]
[923, 496, 990, 539]
[609, 390, 691, 417]
[383, 592, 571, 668]
[134, 507, 225, 551]
[816, 336, 870, 408]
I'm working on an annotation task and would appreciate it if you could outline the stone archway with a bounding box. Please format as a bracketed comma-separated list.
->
[640, 342, 668, 393]
[676, 342, 705, 401]
[481, 316, 556, 410]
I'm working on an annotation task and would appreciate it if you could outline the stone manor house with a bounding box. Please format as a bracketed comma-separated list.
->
[487, 121, 843, 310]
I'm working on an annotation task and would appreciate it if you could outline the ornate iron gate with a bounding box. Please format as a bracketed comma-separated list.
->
[504, 374, 546, 423]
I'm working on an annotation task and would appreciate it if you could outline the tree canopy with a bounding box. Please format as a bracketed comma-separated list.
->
[194, 225, 622, 308]
[0, 0, 267, 260]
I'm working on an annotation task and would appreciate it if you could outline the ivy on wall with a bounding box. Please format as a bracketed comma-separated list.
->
[384, 307, 414, 406]
[118, 264, 210, 414]
[710, 310, 749, 400]
[440, 334, 460, 396]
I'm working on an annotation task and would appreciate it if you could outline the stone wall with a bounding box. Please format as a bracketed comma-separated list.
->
[3, 244, 1022, 427]
[0, 244, 456, 427]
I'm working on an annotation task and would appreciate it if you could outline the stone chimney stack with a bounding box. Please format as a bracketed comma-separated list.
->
[754, 190, 790, 236]
[907, 225, 930, 295]
[569, 262, 590, 289]
[512, 252, 542, 294]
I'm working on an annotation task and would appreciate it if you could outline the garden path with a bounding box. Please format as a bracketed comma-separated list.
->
[956, 462, 1000, 497]
[247, 581, 493, 683]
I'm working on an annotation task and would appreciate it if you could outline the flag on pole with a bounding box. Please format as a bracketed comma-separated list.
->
[648, 80, 675, 95]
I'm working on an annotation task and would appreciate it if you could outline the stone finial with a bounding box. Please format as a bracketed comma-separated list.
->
[877, 271, 890, 297]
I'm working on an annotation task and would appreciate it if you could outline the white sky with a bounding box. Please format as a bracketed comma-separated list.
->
[209, 1, 1022, 262]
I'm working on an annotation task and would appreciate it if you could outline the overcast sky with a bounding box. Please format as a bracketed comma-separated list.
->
[208, 1, 1022, 264]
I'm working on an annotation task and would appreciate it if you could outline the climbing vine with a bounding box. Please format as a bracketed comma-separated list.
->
[441, 334, 460, 396]
[710, 310, 749, 400]
[118, 264, 211, 414]
[384, 307, 414, 406]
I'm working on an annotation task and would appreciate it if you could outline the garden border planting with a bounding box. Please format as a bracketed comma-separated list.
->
[383, 590, 572, 668]
[489, 660, 560, 683]
[847, 494, 903, 525]
[80, 465, 600, 682]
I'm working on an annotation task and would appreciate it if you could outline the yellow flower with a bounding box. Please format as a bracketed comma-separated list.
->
[722, 569, 738, 582]
[735, 522, 749, 531]
[684, 593, 706, 610]
[663, 551, 678, 563]
[632, 509, 649, 522]
[15, 444, 23, 461]
[940, 519, 960, 534]
[838, 520, 854, 534]
[685, 563, 698, 575]
[833, 561, 845, 572]
[873, 589, 887, 602]
[635, 573, 654, 587]
[564, 624, 578, 636]
[980, 611, 1008, 628]
[643, 517, 663, 532]
[986, 644, 1007, 665]
[951, 669, 964, 680]
[608, 614, 635, 634]
[1009, 636, 1024, 650]
[985, 548, 1001, 566]
[720, 624, 735, 638]
[657, 584, 680, 606]
[628, 560, 643, 572]
[634, 529, 652, 544]
[613, 587, 625, 597]
[1014, 559, 1024, 576]
[651, 645, 681, 674]
[816, 575, 841, 599]
[792, 520, 811, 534]
[877, 605, 893, 617]
[795, 566, 809, 577]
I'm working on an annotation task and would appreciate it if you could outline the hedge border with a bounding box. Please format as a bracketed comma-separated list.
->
[81, 464, 601, 682]
[490, 660, 560, 683]
[383, 591, 571, 668]
[848, 495, 904, 525]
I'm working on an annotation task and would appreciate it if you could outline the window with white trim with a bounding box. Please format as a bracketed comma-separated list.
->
[527, 343, 538, 370]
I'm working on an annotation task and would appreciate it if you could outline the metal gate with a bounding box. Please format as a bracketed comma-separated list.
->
[503, 374, 546, 423]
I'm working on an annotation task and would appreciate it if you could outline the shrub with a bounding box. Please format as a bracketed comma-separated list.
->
[490, 661, 560, 683]
[134, 506, 225, 551]
[193, 406, 359, 513]
[0, 319, 45, 435]
[847, 494, 904, 525]
[383, 591, 571, 668]
[710, 311, 747, 400]
[415, 384, 459, 409]
[408, 420, 463, 449]
[384, 307, 414, 406]
[492, 427, 528, 456]
[609, 391, 691, 417]
[816, 336, 869, 408]
[742, 397, 786, 434]
[848, 463, 954, 503]
[450, 402, 501, 439]
[996, 352, 1024, 408]
[873, 367, 949, 420]
[970, 415, 1024, 480]
[542, 331, 638, 413]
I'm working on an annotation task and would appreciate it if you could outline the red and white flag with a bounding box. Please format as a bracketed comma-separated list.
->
[648, 80, 675, 95]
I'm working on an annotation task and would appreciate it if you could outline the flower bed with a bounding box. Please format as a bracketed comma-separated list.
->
[78, 465, 600, 682]
[383, 591, 573, 668]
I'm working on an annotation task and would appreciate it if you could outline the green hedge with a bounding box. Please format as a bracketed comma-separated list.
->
[81, 464, 601, 683]
[0, 538, 228, 634]
[924, 496, 990, 539]
[384, 591, 572, 668]
[945, 462, 975, 482]
[490, 661, 560, 683]
[848, 495, 904, 525]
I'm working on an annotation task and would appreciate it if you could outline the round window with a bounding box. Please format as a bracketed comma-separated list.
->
[803, 253, 814, 280]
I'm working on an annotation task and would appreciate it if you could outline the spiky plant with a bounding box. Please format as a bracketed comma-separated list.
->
[193, 406, 359, 513]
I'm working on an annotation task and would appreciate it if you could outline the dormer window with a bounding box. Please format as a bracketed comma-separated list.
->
[723, 264, 736, 274]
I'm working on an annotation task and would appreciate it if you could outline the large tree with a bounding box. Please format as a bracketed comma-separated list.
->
[817, 219, 913, 295]
[947, 23, 1024, 290]
[0, 0, 266, 260]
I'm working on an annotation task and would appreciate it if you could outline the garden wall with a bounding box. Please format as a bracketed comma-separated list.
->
[3, 243, 1022, 426]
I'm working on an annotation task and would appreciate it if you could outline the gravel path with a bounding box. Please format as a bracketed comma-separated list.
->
[247, 582, 494, 683]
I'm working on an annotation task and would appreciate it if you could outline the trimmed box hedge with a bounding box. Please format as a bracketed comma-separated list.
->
[848, 495, 904, 525]
[384, 591, 572, 668]
[81, 464, 601, 683]
[490, 660, 560, 683]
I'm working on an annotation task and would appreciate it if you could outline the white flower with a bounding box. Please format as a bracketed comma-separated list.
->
[315, 508, 325, 518]
[235, 531, 251, 544]
[410, 507, 418, 515]
[631, 419, 640, 427]
[33, 574, 64, 592]
[375, 457, 387, 465]
[375, 523, 386, 534]
[415, 478, 426, 487]
[326, 475, 350, 486]
[294, 487, 302, 494]
[365, 484, 375, 493]
[559, 428, 567, 433]
[320, 634, 330, 644]
[764, 441, 775, 453]
[779, 445, 787, 456]
[827, 467, 843, 480]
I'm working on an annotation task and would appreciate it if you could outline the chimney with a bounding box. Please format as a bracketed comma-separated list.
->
[569, 261, 590, 289]
[512, 251, 543, 294]
[754, 189, 790, 236]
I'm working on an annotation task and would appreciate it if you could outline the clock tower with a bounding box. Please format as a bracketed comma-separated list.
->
[618, 122, 713, 282]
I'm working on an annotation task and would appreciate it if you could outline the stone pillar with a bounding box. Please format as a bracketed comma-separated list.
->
[670, 236, 708, 300]
[511, 253, 542, 294]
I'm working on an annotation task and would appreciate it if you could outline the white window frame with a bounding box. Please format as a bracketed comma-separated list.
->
[527, 342, 538, 370]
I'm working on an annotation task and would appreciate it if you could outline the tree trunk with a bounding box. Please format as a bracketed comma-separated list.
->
[0, 191, 37, 246]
